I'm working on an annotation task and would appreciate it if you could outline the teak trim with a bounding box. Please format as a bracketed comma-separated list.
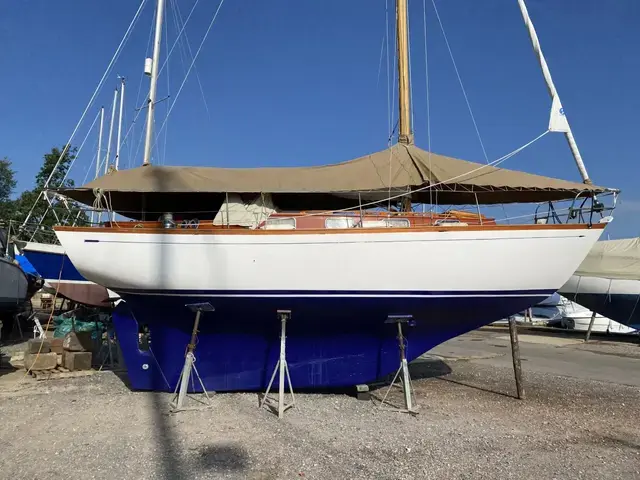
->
[55, 222, 606, 236]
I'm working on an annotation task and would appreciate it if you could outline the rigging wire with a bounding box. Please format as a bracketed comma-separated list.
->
[172, 0, 213, 122]
[130, 1, 157, 169]
[375, 34, 386, 90]
[58, 110, 102, 188]
[300, 129, 551, 219]
[386, 0, 397, 212]
[162, 0, 171, 166]
[152, 0, 225, 148]
[385, 0, 392, 140]
[157, 0, 201, 78]
[422, 0, 434, 213]
[431, 0, 510, 223]
[20, 0, 148, 229]
[430, 0, 488, 163]
[35, 110, 102, 228]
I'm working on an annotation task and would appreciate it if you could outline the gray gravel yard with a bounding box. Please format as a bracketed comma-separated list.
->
[1, 330, 639, 480]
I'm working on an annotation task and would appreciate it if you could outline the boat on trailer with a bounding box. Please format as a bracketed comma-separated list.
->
[51, 0, 617, 391]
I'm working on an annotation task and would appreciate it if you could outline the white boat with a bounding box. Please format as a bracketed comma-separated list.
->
[559, 238, 640, 330]
[51, 0, 615, 391]
[557, 295, 637, 334]
[20, 241, 118, 307]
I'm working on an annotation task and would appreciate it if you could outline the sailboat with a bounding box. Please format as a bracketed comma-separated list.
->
[0, 226, 41, 334]
[20, 88, 122, 308]
[0, 252, 28, 319]
[51, 0, 615, 391]
[559, 238, 640, 331]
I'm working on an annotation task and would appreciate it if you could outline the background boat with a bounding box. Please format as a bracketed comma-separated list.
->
[0, 256, 28, 319]
[559, 238, 640, 330]
[20, 241, 117, 308]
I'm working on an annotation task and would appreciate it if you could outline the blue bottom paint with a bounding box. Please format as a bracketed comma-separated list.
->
[568, 293, 640, 330]
[22, 249, 85, 282]
[113, 291, 552, 392]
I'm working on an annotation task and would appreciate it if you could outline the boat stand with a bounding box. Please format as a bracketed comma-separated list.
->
[379, 315, 419, 415]
[32, 314, 45, 339]
[170, 303, 215, 413]
[260, 310, 296, 418]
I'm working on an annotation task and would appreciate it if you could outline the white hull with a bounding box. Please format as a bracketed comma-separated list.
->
[558, 298, 636, 334]
[56, 226, 604, 297]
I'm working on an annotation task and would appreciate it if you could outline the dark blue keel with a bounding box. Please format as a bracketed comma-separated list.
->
[113, 290, 553, 392]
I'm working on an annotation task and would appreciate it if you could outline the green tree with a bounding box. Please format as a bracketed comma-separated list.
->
[16, 146, 88, 243]
[0, 157, 18, 221]
[35, 145, 77, 190]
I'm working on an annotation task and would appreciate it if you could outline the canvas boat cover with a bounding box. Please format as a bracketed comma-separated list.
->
[57, 143, 611, 216]
[575, 237, 640, 281]
[213, 193, 276, 227]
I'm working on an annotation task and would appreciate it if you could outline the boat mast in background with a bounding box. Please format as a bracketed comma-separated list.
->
[105, 87, 118, 174]
[396, 0, 413, 145]
[115, 76, 126, 171]
[517, 0, 591, 184]
[142, 0, 166, 166]
[90, 107, 105, 225]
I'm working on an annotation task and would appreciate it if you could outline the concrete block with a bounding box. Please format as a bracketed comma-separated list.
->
[26, 339, 51, 354]
[355, 384, 371, 401]
[63, 331, 93, 352]
[24, 352, 58, 371]
[50, 338, 64, 354]
[63, 351, 92, 371]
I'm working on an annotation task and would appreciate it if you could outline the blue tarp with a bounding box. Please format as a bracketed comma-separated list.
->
[15, 254, 39, 277]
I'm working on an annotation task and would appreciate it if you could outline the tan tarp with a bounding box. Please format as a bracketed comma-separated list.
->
[58, 143, 611, 214]
[575, 237, 640, 281]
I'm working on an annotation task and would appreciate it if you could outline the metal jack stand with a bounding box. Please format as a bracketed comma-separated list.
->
[260, 310, 296, 418]
[379, 315, 419, 415]
[170, 303, 215, 413]
[32, 314, 45, 339]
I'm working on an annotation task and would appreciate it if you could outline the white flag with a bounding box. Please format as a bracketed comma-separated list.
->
[548, 95, 570, 133]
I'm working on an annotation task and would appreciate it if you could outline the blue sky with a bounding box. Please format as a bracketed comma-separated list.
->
[0, 0, 638, 237]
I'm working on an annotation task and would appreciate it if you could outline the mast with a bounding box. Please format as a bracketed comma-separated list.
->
[517, 0, 591, 184]
[115, 76, 126, 171]
[91, 107, 105, 225]
[105, 87, 118, 174]
[396, 0, 413, 145]
[142, 0, 166, 166]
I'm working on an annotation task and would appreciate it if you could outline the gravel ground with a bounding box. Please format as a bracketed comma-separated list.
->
[1, 353, 639, 480]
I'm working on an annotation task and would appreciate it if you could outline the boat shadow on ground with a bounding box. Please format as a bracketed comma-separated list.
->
[149, 392, 250, 480]
[410, 356, 517, 400]
[144, 166, 249, 480]
[434, 376, 516, 399]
